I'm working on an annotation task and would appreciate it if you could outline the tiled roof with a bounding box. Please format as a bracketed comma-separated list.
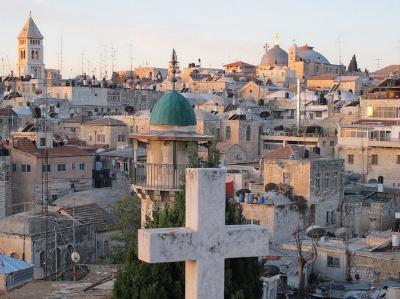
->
[61, 203, 116, 232]
[0, 254, 34, 274]
[224, 61, 256, 68]
[13, 138, 92, 157]
[0, 108, 17, 116]
[18, 17, 43, 39]
[262, 144, 319, 160]
[307, 73, 337, 81]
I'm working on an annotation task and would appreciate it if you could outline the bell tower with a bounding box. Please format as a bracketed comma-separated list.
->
[16, 13, 45, 79]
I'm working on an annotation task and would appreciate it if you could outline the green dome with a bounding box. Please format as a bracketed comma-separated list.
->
[150, 91, 196, 126]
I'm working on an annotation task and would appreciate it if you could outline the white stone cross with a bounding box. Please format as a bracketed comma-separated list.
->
[138, 168, 269, 299]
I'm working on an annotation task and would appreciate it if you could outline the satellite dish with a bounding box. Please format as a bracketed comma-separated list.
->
[71, 251, 80, 263]
[306, 225, 326, 240]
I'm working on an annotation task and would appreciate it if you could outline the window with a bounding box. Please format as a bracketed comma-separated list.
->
[316, 111, 323, 118]
[42, 164, 51, 172]
[96, 134, 105, 143]
[115, 162, 121, 170]
[39, 251, 45, 268]
[245, 126, 251, 141]
[57, 164, 66, 171]
[12, 163, 16, 172]
[323, 173, 330, 188]
[225, 126, 231, 140]
[283, 172, 290, 184]
[252, 220, 260, 225]
[123, 162, 129, 172]
[118, 135, 126, 142]
[347, 154, 354, 164]
[315, 173, 320, 190]
[40, 137, 46, 147]
[330, 141, 335, 146]
[327, 255, 340, 268]
[21, 164, 31, 172]
[332, 172, 339, 187]
[79, 163, 85, 171]
[397, 155, 400, 164]
[371, 154, 378, 165]
[51, 194, 58, 201]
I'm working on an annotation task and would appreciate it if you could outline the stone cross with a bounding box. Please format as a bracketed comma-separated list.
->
[138, 168, 269, 299]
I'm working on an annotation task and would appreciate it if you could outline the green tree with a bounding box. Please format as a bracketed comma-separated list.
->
[347, 54, 359, 72]
[113, 141, 261, 299]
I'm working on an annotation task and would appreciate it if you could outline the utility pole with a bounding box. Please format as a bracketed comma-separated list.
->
[375, 58, 381, 71]
[73, 196, 76, 281]
[54, 227, 57, 279]
[59, 37, 63, 77]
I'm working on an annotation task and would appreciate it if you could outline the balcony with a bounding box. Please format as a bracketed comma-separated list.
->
[132, 162, 187, 191]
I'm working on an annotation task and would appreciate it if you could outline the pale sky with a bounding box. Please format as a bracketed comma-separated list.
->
[1, 0, 399, 78]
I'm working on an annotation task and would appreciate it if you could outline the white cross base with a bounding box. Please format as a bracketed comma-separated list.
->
[138, 168, 269, 299]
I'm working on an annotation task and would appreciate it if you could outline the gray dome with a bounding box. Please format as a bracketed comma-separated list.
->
[297, 44, 330, 64]
[260, 45, 288, 66]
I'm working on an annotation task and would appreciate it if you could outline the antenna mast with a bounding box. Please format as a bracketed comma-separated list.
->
[336, 33, 343, 65]
[59, 37, 63, 77]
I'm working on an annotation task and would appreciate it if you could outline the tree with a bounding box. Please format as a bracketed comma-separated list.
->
[113, 144, 262, 298]
[347, 54, 359, 73]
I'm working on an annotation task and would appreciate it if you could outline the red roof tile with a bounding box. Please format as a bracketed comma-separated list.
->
[13, 138, 92, 157]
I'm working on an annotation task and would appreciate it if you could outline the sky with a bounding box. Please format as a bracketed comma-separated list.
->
[0, 0, 399, 78]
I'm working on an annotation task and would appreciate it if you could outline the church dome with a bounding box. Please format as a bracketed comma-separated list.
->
[150, 91, 196, 126]
[297, 44, 330, 64]
[260, 45, 288, 66]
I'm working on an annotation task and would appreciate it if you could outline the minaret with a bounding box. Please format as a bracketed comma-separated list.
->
[168, 49, 179, 90]
[16, 13, 45, 79]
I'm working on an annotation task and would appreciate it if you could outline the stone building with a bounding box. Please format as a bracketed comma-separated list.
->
[342, 188, 400, 237]
[263, 145, 344, 231]
[288, 43, 345, 80]
[220, 111, 261, 162]
[283, 233, 400, 284]
[16, 14, 45, 80]
[130, 89, 211, 226]
[223, 61, 256, 76]
[0, 155, 12, 219]
[241, 191, 307, 245]
[0, 207, 95, 279]
[10, 135, 93, 213]
[80, 117, 128, 150]
[337, 77, 400, 187]
[0, 108, 18, 137]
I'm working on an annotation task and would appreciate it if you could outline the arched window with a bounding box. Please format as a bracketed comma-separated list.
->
[35, 50, 39, 60]
[20, 50, 24, 60]
[31, 50, 35, 59]
[39, 251, 45, 268]
[246, 126, 251, 141]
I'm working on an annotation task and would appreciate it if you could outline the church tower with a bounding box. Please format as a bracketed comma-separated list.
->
[288, 42, 298, 70]
[16, 14, 45, 79]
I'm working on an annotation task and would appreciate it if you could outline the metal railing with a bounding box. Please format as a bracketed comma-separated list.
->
[132, 162, 187, 190]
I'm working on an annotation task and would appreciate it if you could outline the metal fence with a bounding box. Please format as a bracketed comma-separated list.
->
[132, 162, 187, 190]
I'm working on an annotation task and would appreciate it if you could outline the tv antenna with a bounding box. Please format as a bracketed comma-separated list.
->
[375, 58, 381, 71]
[335, 33, 343, 65]
[59, 37, 63, 77]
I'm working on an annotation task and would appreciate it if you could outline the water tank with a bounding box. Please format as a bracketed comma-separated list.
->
[258, 196, 265, 204]
[248, 193, 254, 203]
[392, 232, 400, 247]
[239, 193, 245, 203]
